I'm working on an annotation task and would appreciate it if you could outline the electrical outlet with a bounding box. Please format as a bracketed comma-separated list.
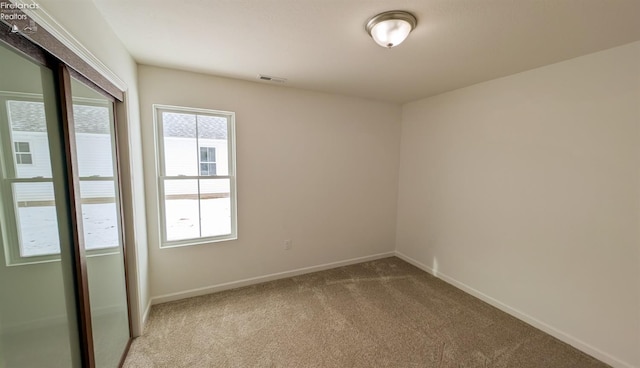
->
[284, 239, 292, 250]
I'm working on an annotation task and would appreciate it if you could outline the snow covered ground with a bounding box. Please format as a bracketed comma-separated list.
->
[165, 198, 231, 241]
[17, 203, 120, 257]
[16, 205, 60, 257]
[14, 198, 231, 257]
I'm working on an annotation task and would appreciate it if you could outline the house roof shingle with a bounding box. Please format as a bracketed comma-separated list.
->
[8, 101, 227, 140]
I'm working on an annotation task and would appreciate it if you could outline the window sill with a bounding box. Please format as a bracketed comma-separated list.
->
[160, 235, 237, 249]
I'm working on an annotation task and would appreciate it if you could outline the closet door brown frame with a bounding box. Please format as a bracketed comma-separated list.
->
[0, 11, 133, 368]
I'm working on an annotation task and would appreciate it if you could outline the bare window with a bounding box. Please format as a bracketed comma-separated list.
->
[154, 104, 237, 247]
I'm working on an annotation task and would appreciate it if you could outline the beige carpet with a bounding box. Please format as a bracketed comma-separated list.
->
[123, 257, 609, 368]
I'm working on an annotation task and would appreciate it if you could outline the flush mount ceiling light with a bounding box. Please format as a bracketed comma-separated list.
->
[366, 10, 417, 48]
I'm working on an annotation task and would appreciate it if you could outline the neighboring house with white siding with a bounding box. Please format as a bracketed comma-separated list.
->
[160, 111, 230, 199]
[4, 98, 229, 205]
[6, 99, 116, 205]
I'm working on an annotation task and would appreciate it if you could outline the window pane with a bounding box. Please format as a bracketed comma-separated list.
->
[207, 147, 216, 162]
[7, 100, 52, 178]
[197, 115, 228, 176]
[12, 182, 60, 257]
[15, 141, 30, 152]
[199, 146, 208, 162]
[79, 181, 119, 250]
[17, 154, 32, 165]
[74, 104, 115, 178]
[200, 178, 231, 237]
[164, 179, 200, 241]
[163, 112, 197, 176]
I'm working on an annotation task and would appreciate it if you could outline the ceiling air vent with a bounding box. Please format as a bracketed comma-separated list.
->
[258, 74, 287, 84]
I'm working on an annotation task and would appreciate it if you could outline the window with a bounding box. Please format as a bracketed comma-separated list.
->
[0, 93, 120, 264]
[199, 147, 217, 176]
[14, 141, 32, 165]
[1, 96, 59, 262]
[154, 104, 237, 247]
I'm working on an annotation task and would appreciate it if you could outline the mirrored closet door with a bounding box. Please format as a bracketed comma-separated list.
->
[0, 19, 131, 368]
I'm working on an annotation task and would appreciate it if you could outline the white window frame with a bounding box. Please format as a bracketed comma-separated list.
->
[153, 104, 237, 248]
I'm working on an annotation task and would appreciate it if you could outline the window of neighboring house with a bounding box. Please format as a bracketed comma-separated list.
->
[199, 147, 217, 176]
[14, 141, 32, 165]
[154, 104, 237, 247]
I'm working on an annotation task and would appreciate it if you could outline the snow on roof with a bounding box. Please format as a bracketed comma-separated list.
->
[9, 100, 227, 139]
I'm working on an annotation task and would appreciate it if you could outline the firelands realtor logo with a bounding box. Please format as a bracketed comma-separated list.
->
[1, 1, 40, 34]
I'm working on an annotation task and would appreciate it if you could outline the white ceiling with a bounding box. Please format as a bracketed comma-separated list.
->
[92, 0, 640, 103]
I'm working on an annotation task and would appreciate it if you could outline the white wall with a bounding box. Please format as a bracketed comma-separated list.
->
[138, 65, 401, 301]
[32, 0, 150, 334]
[396, 41, 640, 368]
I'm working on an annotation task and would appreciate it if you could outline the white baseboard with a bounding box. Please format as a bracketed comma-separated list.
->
[141, 300, 152, 332]
[394, 251, 636, 368]
[150, 251, 395, 305]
